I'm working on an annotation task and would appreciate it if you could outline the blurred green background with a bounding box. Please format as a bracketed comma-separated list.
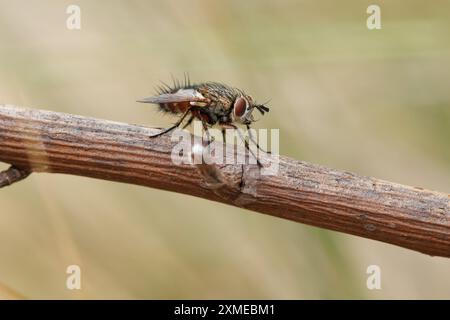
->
[0, 0, 449, 299]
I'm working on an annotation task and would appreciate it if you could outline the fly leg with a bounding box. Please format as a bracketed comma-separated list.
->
[202, 121, 212, 145]
[150, 108, 192, 138]
[197, 108, 217, 142]
[226, 124, 262, 167]
[182, 115, 194, 129]
[246, 124, 271, 154]
[200, 121, 218, 164]
[221, 128, 226, 144]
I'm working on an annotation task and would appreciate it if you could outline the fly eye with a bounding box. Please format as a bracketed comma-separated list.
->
[233, 97, 247, 118]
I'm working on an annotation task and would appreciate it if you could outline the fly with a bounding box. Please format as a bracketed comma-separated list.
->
[137, 76, 270, 166]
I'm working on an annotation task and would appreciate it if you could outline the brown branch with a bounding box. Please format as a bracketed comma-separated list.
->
[0, 165, 31, 188]
[0, 104, 449, 257]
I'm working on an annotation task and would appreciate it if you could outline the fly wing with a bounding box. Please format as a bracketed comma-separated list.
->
[137, 89, 207, 105]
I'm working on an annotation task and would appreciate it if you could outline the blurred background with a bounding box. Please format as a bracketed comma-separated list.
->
[0, 0, 449, 299]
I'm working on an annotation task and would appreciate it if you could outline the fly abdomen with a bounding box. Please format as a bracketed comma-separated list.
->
[159, 101, 191, 114]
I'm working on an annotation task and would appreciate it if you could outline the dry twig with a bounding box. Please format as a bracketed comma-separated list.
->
[0, 165, 31, 188]
[0, 104, 449, 257]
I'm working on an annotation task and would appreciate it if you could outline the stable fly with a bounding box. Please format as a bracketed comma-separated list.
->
[137, 76, 270, 165]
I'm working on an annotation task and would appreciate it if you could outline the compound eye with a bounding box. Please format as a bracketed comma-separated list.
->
[233, 97, 247, 118]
